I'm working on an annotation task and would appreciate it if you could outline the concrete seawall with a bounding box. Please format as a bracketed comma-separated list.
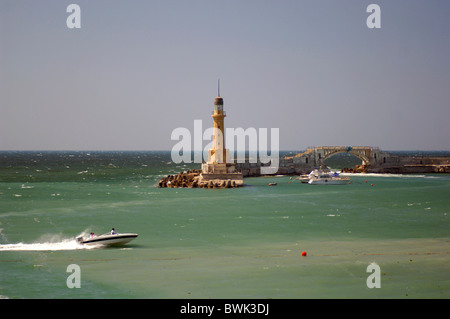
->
[341, 155, 450, 174]
[235, 154, 450, 176]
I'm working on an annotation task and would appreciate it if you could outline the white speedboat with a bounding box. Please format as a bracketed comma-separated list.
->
[76, 232, 138, 246]
[307, 169, 349, 185]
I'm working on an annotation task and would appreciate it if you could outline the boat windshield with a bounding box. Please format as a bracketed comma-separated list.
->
[101, 232, 119, 236]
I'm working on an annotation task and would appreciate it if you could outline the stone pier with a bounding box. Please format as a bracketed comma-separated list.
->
[158, 169, 243, 188]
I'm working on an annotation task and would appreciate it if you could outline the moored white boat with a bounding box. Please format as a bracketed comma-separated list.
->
[298, 174, 310, 183]
[307, 169, 349, 185]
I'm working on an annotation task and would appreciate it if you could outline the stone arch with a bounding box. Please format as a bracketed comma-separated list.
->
[321, 149, 371, 165]
[292, 146, 386, 168]
[317, 147, 373, 166]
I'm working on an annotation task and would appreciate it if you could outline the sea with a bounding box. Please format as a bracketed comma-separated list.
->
[0, 151, 449, 300]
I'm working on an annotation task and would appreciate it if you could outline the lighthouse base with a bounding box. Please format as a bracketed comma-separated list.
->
[197, 172, 244, 188]
[199, 162, 243, 187]
[158, 165, 243, 189]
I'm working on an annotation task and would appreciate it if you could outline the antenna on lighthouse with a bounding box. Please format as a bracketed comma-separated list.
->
[218, 78, 220, 97]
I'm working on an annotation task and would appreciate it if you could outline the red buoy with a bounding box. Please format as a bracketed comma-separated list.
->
[301, 251, 307, 256]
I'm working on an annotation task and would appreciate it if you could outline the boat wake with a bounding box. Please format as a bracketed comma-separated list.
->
[0, 231, 101, 251]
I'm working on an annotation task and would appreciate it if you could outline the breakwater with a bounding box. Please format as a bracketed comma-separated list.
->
[236, 151, 450, 176]
[158, 169, 243, 188]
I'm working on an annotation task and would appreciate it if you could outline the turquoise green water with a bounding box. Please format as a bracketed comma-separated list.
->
[0, 151, 449, 299]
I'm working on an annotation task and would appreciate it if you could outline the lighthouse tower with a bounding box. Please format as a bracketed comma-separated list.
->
[208, 88, 229, 164]
[200, 82, 243, 186]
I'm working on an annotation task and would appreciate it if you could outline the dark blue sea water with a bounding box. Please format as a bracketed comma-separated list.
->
[0, 151, 449, 299]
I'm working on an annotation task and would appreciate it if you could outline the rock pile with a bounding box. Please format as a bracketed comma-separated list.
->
[341, 165, 368, 173]
[158, 170, 242, 188]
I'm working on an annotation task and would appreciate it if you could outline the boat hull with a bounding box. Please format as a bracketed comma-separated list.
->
[78, 233, 138, 246]
[305, 169, 350, 185]
[308, 179, 348, 185]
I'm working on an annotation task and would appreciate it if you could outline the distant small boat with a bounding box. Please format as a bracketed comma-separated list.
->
[76, 232, 138, 246]
[268, 183, 277, 186]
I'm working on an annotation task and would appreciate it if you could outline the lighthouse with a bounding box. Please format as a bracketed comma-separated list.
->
[158, 81, 243, 188]
[199, 82, 243, 186]
[208, 86, 229, 164]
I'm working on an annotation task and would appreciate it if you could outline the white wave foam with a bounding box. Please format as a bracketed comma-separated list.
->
[340, 172, 427, 178]
[0, 231, 101, 251]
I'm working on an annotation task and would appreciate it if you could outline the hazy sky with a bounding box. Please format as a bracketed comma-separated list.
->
[1, 0, 449, 151]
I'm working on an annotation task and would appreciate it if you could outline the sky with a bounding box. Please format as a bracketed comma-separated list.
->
[1, 0, 449, 151]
